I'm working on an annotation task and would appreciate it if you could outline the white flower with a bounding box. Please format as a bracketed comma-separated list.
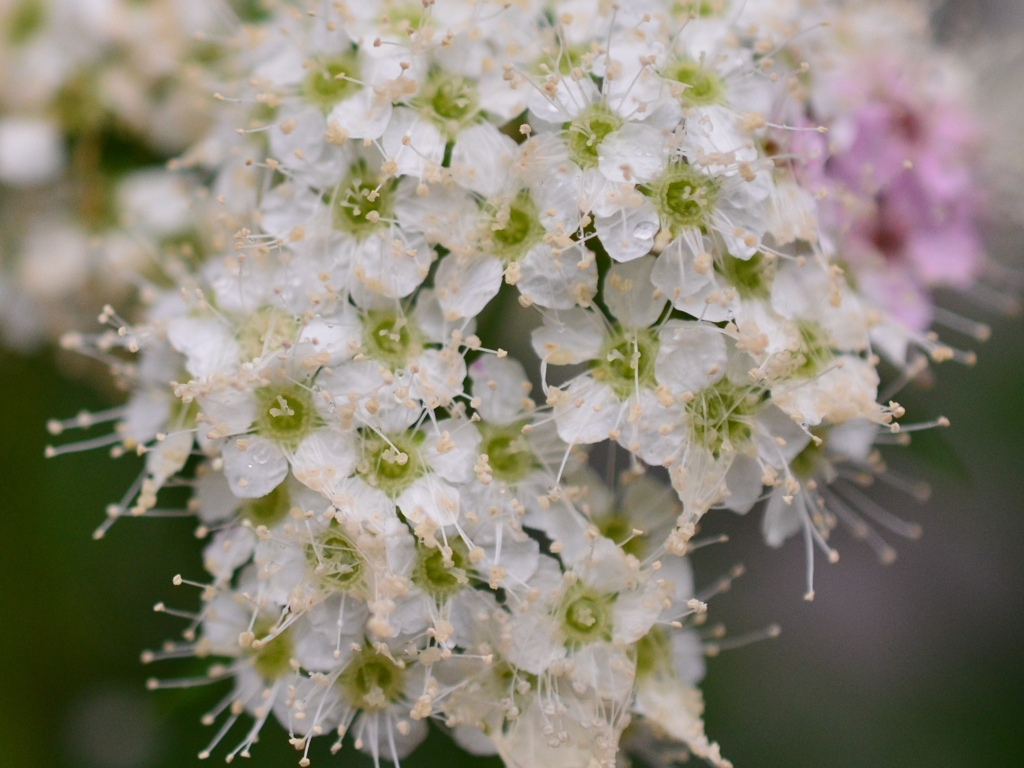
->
[0, 116, 63, 186]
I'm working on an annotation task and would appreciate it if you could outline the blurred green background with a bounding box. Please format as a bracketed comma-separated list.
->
[3, 2, 1024, 766]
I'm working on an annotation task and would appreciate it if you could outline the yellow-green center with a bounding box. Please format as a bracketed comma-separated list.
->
[559, 585, 615, 647]
[361, 310, 423, 371]
[338, 644, 406, 712]
[249, 619, 294, 681]
[301, 50, 361, 112]
[717, 252, 774, 299]
[590, 327, 660, 400]
[478, 422, 536, 484]
[307, 523, 366, 593]
[485, 191, 545, 263]
[358, 431, 425, 497]
[255, 384, 320, 448]
[687, 379, 761, 457]
[565, 104, 624, 170]
[418, 71, 480, 139]
[243, 483, 291, 528]
[665, 58, 726, 107]
[412, 540, 471, 600]
[332, 160, 396, 238]
[644, 162, 720, 235]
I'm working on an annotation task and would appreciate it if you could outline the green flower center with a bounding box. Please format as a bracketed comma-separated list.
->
[301, 50, 361, 112]
[687, 380, 761, 457]
[238, 307, 300, 360]
[243, 483, 291, 528]
[479, 422, 536, 484]
[589, 327, 660, 400]
[596, 513, 646, 559]
[234, 0, 273, 23]
[8, 0, 45, 45]
[412, 540, 471, 600]
[789, 437, 824, 481]
[565, 104, 624, 170]
[673, 0, 726, 18]
[419, 71, 480, 139]
[376, 4, 423, 36]
[307, 524, 365, 592]
[485, 192, 545, 262]
[634, 626, 673, 680]
[338, 645, 406, 712]
[792, 320, 833, 378]
[358, 431, 425, 496]
[250, 619, 294, 681]
[644, 163, 720, 235]
[665, 58, 726, 107]
[255, 384, 320, 448]
[560, 586, 614, 646]
[361, 311, 423, 370]
[332, 161, 396, 238]
[717, 253, 774, 299]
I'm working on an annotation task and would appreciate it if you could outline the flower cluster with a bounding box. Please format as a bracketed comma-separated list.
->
[0, 0, 245, 349]
[40, 1, 1010, 766]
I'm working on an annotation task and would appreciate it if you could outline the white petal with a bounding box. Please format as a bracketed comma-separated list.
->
[650, 232, 715, 305]
[752, 404, 810, 468]
[222, 436, 289, 498]
[292, 596, 368, 671]
[299, 307, 361, 365]
[597, 122, 667, 184]
[203, 527, 256, 583]
[554, 378, 622, 445]
[450, 122, 518, 197]
[194, 469, 241, 524]
[291, 430, 358, 494]
[611, 581, 665, 645]
[526, 76, 598, 123]
[671, 629, 707, 686]
[571, 644, 635, 701]
[327, 89, 393, 140]
[166, 317, 241, 378]
[469, 356, 531, 424]
[603, 256, 665, 327]
[0, 117, 64, 186]
[409, 348, 467, 409]
[434, 255, 504, 322]
[381, 107, 446, 177]
[146, 431, 193, 486]
[397, 474, 461, 527]
[517, 243, 598, 310]
[682, 104, 757, 173]
[355, 708, 428, 761]
[424, 418, 481, 484]
[349, 233, 433, 300]
[712, 182, 767, 259]
[771, 356, 881, 427]
[624, 389, 685, 466]
[197, 388, 257, 438]
[825, 419, 878, 463]
[394, 180, 476, 251]
[594, 198, 659, 263]
[763, 490, 801, 547]
[655, 321, 728, 395]
[122, 389, 171, 444]
[504, 607, 564, 675]
[721, 452, 763, 513]
[450, 726, 498, 756]
[530, 307, 605, 365]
